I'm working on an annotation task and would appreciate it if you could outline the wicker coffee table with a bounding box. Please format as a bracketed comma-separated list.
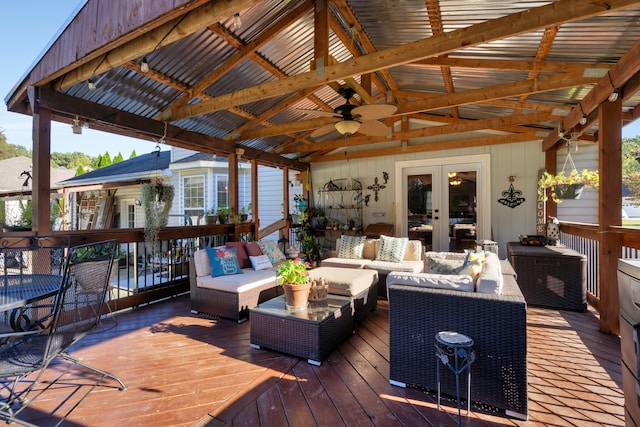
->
[250, 294, 355, 365]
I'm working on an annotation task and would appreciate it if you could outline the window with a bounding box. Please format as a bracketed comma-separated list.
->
[216, 175, 229, 208]
[183, 175, 205, 217]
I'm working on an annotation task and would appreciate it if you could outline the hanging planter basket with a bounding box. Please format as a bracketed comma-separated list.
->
[553, 183, 585, 200]
[141, 180, 174, 254]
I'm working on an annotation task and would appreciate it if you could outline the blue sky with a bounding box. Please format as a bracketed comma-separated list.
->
[0, 1, 164, 158]
[1, 1, 639, 159]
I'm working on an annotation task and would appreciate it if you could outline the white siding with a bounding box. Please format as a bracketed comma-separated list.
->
[555, 143, 598, 224]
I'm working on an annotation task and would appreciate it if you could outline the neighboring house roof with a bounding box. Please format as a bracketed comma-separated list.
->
[58, 151, 171, 187]
[0, 156, 76, 194]
[171, 152, 221, 163]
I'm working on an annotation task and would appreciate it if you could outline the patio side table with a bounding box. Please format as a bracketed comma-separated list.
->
[435, 331, 475, 426]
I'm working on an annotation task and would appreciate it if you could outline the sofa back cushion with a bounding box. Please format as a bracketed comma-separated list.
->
[376, 235, 409, 262]
[403, 240, 423, 261]
[194, 249, 212, 277]
[337, 235, 366, 259]
[226, 241, 251, 269]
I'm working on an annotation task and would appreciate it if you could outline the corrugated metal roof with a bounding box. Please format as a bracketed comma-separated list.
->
[8, 0, 640, 164]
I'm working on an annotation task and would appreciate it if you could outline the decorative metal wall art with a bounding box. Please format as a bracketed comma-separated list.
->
[367, 176, 386, 201]
[498, 176, 525, 208]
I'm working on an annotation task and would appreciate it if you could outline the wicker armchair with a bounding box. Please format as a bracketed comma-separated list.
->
[388, 265, 528, 419]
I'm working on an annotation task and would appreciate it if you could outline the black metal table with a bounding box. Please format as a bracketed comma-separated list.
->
[0, 274, 62, 330]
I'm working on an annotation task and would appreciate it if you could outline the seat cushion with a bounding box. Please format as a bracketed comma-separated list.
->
[196, 268, 276, 293]
[366, 259, 424, 275]
[320, 257, 371, 269]
[308, 266, 378, 297]
[386, 271, 475, 293]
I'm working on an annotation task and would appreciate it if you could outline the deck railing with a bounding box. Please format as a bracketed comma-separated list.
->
[2, 222, 261, 314]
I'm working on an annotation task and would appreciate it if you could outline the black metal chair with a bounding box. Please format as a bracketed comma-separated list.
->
[0, 240, 127, 426]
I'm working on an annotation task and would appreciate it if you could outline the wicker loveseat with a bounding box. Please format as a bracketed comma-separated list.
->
[321, 236, 424, 298]
[387, 256, 528, 419]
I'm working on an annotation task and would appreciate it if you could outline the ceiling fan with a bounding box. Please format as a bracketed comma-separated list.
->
[297, 86, 397, 138]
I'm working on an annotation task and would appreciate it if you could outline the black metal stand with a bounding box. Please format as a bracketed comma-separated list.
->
[435, 331, 475, 427]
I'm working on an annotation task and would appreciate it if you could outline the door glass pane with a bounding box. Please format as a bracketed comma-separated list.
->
[407, 174, 433, 251]
[447, 171, 477, 251]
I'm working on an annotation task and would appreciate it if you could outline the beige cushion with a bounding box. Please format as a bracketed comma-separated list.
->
[308, 266, 378, 297]
[366, 259, 424, 275]
[386, 271, 475, 293]
[403, 240, 423, 261]
[477, 252, 504, 294]
[194, 249, 213, 277]
[321, 257, 371, 269]
[196, 268, 276, 293]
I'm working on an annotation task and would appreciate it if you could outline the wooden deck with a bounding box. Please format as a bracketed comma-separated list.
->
[12, 295, 623, 426]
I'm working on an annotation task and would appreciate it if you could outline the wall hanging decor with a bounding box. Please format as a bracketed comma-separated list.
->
[367, 176, 386, 202]
[498, 176, 525, 208]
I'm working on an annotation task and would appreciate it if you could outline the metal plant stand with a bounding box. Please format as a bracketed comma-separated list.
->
[435, 331, 476, 426]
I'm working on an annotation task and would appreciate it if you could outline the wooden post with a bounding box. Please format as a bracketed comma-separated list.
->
[544, 146, 557, 220]
[598, 97, 622, 335]
[30, 87, 52, 234]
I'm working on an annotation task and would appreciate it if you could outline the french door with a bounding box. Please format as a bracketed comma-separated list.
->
[396, 155, 490, 252]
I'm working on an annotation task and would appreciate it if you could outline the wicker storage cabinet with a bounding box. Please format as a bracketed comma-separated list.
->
[507, 242, 587, 311]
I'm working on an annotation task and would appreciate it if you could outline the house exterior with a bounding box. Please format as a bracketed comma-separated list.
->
[0, 156, 76, 230]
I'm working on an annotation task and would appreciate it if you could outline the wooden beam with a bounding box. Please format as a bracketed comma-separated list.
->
[157, 0, 313, 119]
[36, 87, 308, 170]
[31, 98, 52, 233]
[309, 132, 539, 162]
[543, 35, 640, 151]
[166, 0, 636, 122]
[55, 0, 262, 91]
[410, 57, 610, 74]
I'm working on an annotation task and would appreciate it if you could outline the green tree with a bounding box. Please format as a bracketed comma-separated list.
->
[129, 150, 137, 159]
[112, 152, 124, 163]
[50, 151, 92, 169]
[0, 131, 31, 159]
[75, 164, 86, 176]
[623, 136, 640, 200]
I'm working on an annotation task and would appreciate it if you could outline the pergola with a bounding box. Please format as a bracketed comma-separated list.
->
[6, 0, 640, 333]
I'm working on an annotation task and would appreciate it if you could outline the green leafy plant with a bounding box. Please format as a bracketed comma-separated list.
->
[216, 206, 232, 223]
[276, 258, 311, 285]
[538, 169, 599, 203]
[141, 179, 174, 254]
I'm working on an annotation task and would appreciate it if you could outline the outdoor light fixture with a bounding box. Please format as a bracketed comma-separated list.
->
[335, 120, 360, 136]
[87, 79, 96, 90]
[235, 147, 245, 160]
[233, 13, 242, 29]
[609, 88, 620, 102]
[140, 57, 149, 73]
[72, 116, 83, 134]
[578, 103, 588, 125]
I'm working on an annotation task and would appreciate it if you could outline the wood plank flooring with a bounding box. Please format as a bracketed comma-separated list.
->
[10, 295, 623, 426]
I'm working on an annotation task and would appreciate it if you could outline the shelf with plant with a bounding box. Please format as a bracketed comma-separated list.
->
[538, 169, 599, 203]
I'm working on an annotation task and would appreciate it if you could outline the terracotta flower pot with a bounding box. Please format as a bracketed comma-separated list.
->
[282, 282, 311, 311]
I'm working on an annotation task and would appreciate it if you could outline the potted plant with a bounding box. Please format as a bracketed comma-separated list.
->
[140, 178, 174, 254]
[538, 169, 599, 203]
[294, 194, 308, 211]
[216, 206, 232, 224]
[204, 208, 218, 225]
[276, 258, 312, 310]
[239, 206, 249, 222]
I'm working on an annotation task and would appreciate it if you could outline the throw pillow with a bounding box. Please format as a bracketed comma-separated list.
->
[376, 235, 408, 262]
[337, 235, 366, 259]
[245, 242, 262, 257]
[428, 257, 464, 274]
[256, 240, 286, 264]
[206, 247, 243, 277]
[226, 241, 251, 269]
[250, 254, 273, 271]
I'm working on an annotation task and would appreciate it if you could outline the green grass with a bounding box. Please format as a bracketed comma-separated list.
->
[623, 219, 640, 227]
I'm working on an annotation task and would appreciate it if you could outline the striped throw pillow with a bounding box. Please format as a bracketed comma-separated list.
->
[376, 235, 408, 262]
[337, 235, 366, 259]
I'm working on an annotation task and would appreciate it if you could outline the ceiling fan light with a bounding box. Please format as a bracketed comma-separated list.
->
[335, 120, 360, 136]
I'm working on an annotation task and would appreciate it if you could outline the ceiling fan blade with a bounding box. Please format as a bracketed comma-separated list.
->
[358, 120, 390, 137]
[293, 108, 339, 118]
[310, 123, 339, 138]
[352, 104, 397, 120]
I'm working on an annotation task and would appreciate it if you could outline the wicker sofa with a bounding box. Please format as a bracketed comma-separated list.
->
[387, 256, 528, 419]
[189, 247, 282, 323]
[321, 237, 424, 298]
